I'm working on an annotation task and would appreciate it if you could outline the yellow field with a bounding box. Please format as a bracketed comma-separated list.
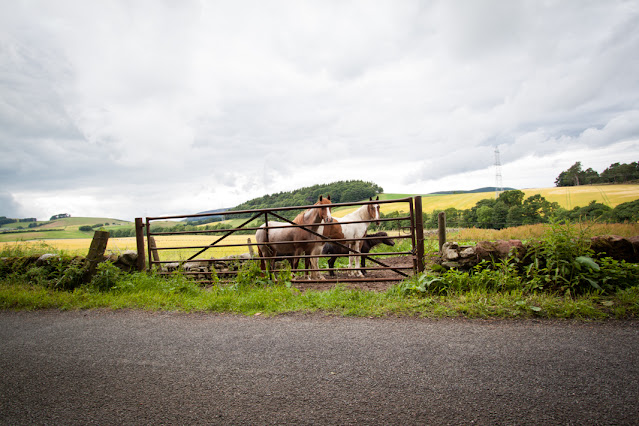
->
[217, 185, 639, 221]
[381, 184, 639, 214]
[0, 235, 253, 260]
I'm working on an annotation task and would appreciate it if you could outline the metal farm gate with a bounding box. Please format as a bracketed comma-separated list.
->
[134, 197, 425, 285]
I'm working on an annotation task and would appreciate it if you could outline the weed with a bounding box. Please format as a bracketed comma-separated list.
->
[89, 261, 125, 292]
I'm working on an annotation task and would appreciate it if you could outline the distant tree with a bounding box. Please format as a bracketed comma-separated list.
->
[554, 162, 597, 186]
[491, 201, 509, 229]
[600, 162, 639, 183]
[497, 190, 524, 207]
[506, 205, 525, 227]
[476, 205, 494, 228]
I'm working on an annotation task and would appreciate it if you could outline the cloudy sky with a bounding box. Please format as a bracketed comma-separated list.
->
[1, 0, 638, 221]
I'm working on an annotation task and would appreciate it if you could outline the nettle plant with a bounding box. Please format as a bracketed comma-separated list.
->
[504, 219, 638, 295]
[399, 219, 639, 297]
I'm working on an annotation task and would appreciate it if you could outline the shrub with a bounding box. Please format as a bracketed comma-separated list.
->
[89, 261, 125, 292]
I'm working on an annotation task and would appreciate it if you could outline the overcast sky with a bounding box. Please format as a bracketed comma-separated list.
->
[1, 1, 638, 221]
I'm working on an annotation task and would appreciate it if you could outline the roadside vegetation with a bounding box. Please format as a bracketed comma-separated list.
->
[1, 221, 637, 319]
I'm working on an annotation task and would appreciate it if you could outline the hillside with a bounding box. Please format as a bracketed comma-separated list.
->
[0, 217, 131, 242]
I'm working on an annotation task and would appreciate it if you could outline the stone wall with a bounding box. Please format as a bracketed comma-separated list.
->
[439, 235, 639, 270]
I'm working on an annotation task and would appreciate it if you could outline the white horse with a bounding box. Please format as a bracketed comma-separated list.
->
[332, 196, 381, 277]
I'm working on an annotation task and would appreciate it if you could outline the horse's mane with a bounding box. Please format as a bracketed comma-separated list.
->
[292, 209, 309, 224]
[293, 196, 331, 225]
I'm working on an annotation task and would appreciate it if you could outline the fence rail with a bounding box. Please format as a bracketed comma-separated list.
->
[135, 197, 425, 285]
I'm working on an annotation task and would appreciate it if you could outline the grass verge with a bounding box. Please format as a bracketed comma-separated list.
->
[1, 275, 637, 320]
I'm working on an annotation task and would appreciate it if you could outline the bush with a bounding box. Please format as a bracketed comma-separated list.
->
[89, 261, 125, 292]
[395, 220, 639, 297]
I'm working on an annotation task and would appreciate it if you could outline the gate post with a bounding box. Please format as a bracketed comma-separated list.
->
[438, 211, 446, 253]
[135, 218, 146, 271]
[414, 196, 425, 272]
[87, 230, 109, 279]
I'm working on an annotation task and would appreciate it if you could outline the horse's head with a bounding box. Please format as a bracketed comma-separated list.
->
[317, 194, 333, 222]
[322, 217, 344, 240]
[367, 196, 380, 226]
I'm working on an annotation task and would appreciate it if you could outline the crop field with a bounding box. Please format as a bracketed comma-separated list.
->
[1, 185, 637, 246]
[380, 184, 639, 214]
[217, 185, 639, 223]
[0, 234, 253, 259]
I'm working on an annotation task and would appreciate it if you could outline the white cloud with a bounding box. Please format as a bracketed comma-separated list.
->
[1, 0, 638, 221]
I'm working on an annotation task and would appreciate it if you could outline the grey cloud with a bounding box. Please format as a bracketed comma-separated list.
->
[1, 1, 639, 220]
[0, 192, 23, 218]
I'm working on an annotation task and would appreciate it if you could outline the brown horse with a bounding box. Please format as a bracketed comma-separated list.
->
[306, 217, 345, 279]
[255, 195, 333, 275]
[322, 231, 395, 276]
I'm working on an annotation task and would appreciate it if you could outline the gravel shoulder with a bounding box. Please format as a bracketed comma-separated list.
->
[1, 310, 638, 425]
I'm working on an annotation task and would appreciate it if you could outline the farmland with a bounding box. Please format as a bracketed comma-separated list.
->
[1, 184, 637, 248]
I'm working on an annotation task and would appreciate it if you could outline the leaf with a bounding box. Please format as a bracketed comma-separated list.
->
[575, 256, 600, 271]
[431, 264, 446, 273]
[585, 278, 602, 290]
[601, 301, 614, 307]
[530, 306, 542, 312]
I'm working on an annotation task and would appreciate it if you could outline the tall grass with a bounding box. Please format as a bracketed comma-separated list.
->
[450, 222, 639, 243]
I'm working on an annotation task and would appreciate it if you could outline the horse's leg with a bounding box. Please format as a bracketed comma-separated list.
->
[291, 248, 302, 278]
[350, 241, 364, 277]
[327, 254, 336, 277]
[257, 247, 266, 272]
[360, 245, 371, 276]
[309, 244, 325, 280]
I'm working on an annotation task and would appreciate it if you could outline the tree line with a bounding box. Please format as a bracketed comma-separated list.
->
[189, 180, 384, 225]
[231, 180, 383, 211]
[555, 161, 639, 186]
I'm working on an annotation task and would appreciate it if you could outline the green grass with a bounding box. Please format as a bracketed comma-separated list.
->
[2, 276, 636, 319]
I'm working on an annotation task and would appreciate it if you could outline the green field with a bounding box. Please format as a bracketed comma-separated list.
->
[0, 217, 130, 242]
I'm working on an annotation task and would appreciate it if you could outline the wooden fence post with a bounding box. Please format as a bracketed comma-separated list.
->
[135, 218, 146, 271]
[149, 236, 160, 263]
[438, 211, 446, 253]
[247, 238, 255, 257]
[86, 230, 109, 279]
[414, 196, 425, 272]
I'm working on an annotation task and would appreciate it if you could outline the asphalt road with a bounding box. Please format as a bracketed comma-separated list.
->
[1, 310, 638, 425]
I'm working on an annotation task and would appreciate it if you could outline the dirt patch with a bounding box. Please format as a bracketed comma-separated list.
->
[291, 255, 415, 291]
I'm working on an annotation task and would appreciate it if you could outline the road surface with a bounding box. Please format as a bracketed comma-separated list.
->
[1, 310, 638, 425]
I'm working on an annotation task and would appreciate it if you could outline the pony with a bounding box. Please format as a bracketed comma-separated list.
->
[322, 231, 394, 276]
[331, 196, 381, 277]
[305, 217, 344, 279]
[272, 216, 344, 280]
[255, 195, 333, 276]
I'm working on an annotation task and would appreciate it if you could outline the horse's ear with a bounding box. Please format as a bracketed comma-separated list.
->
[369, 197, 373, 201]
[319, 195, 323, 201]
[376, 196, 379, 200]
[327, 194, 331, 200]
